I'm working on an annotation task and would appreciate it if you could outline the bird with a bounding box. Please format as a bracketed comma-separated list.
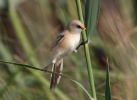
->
[42, 20, 86, 90]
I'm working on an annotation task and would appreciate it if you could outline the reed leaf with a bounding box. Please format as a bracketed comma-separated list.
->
[85, 0, 101, 39]
[105, 59, 112, 100]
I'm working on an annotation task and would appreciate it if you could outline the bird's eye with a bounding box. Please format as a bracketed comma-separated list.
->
[76, 25, 81, 29]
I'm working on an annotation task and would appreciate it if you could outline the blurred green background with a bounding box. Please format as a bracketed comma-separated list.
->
[0, 0, 137, 100]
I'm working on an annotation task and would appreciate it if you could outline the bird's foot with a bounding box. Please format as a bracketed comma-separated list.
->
[81, 40, 89, 45]
[76, 39, 89, 50]
[42, 63, 52, 72]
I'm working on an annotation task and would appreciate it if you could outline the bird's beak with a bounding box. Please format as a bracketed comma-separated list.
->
[81, 26, 86, 30]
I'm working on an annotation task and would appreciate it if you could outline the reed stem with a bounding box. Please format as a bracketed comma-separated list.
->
[75, 0, 97, 98]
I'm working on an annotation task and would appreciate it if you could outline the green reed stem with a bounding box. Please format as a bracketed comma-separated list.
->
[75, 0, 97, 98]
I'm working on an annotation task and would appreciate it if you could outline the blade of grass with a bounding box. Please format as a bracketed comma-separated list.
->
[75, 0, 97, 98]
[85, 0, 101, 39]
[0, 60, 93, 100]
[105, 58, 112, 100]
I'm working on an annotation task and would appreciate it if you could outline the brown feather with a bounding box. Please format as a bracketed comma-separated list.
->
[50, 59, 63, 90]
[50, 35, 64, 51]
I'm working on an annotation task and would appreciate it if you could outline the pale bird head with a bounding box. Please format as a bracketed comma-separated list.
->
[66, 20, 86, 33]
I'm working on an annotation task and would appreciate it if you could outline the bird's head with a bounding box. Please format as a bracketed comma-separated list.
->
[67, 20, 86, 33]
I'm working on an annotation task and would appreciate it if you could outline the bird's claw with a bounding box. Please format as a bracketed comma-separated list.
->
[81, 40, 89, 45]
[41, 66, 48, 72]
[42, 63, 52, 72]
[76, 39, 89, 50]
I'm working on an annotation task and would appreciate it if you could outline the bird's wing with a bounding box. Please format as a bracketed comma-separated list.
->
[50, 34, 64, 51]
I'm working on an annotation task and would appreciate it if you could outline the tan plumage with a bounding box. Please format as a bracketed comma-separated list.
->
[43, 20, 86, 90]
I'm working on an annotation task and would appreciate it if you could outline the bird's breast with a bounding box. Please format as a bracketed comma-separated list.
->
[52, 33, 80, 58]
[62, 33, 80, 52]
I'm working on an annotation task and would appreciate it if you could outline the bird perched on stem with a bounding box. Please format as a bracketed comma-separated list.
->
[42, 20, 87, 90]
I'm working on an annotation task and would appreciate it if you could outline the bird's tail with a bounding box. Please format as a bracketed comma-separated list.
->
[50, 58, 63, 90]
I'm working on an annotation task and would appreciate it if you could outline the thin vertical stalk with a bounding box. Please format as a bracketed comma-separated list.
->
[105, 58, 112, 100]
[75, 0, 97, 98]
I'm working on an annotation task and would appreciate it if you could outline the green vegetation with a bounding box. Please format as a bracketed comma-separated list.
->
[105, 59, 111, 100]
[0, 0, 137, 100]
